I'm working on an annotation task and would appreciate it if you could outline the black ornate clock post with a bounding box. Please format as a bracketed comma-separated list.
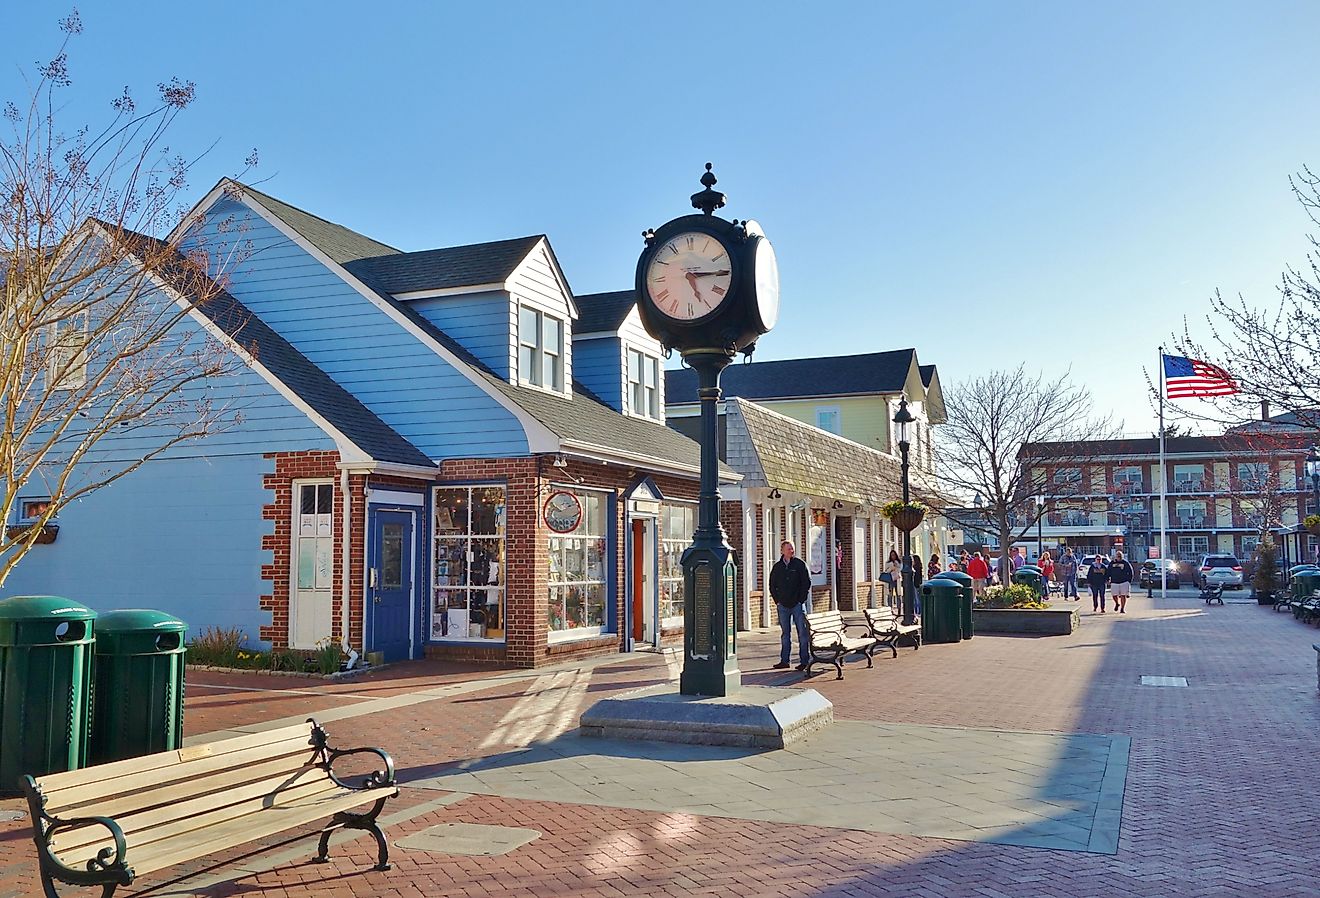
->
[635, 165, 780, 697]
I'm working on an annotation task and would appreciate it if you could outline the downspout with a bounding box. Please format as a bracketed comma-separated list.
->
[340, 467, 351, 652]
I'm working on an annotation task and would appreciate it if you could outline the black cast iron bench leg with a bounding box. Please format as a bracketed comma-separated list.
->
[314, 797, 390, 871]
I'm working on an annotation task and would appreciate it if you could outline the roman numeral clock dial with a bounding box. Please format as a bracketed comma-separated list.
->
[645, 232, 733, 322]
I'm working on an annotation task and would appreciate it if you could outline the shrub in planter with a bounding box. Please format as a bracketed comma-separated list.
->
[977, 583, 1050, 610]
[1252, 541, 1279, 600]
[188, 626, 247, 667]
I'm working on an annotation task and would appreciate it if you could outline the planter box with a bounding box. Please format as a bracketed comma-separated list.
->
[971, 607, 1080, 636]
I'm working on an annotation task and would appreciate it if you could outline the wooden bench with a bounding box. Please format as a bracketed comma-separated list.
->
[804, 610, 876, 679]
[863, 607, 923, 657]
[22, 718, 398, 898]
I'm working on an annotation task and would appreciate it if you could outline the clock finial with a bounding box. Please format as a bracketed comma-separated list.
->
[690, 162, 726, 215]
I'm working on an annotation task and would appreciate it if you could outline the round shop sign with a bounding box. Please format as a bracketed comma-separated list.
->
[543, 491, 583, 534]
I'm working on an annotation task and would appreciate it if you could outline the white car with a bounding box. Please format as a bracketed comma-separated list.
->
[1198, 554, 1244, 589]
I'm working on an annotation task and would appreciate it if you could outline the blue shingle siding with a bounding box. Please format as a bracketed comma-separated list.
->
[407, 291, 514, 378]
[572, 338, 625, 413]
[1, 454, 279, 648]
[181, 196, 529, 459]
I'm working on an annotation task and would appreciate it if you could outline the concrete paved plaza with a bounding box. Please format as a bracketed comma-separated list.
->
[2, 592, 1318, 897]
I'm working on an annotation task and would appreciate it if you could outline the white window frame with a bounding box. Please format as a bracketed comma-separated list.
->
[1053, 468, 1082, 486]
[290, 479, 336, 650]
[48, 312, 89, 392]
[547, 487, 612, 643]
[1114, 467, 1143, 488]
[626, 347, 660, 419]
[814, 405, 841, 435]
[517, 305, 564, 392]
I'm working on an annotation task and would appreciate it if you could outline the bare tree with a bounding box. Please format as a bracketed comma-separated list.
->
[0, 12, 254, 585]
[1168, 166, 1320, 429]
[933, 366, 1117, 580]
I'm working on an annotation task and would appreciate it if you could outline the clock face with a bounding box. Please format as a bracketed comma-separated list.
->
[645, 231, 733, 321]
[753, 236, 780, 330]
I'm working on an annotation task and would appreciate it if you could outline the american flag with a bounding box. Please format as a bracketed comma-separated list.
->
[1163, 354, 1238, 398]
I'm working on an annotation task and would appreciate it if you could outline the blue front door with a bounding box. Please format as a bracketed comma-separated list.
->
[370, 510, 413, 662]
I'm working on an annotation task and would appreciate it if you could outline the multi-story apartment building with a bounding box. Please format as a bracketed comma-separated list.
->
[1020, 431, 1318, 564]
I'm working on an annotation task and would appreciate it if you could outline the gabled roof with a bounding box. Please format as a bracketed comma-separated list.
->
[919, 364, 935, 386]
[573, 290, 637, 334]
[112, 226, 433, 468]
[238, 183, 400, 265]
[720, 398, 901, 505]
[666, 348, 924, 405]
[345, 236, 544, 295]
[208, 182, 720, 477]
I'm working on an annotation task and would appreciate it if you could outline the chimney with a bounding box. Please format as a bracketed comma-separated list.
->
[1261, 400, 1270, 422]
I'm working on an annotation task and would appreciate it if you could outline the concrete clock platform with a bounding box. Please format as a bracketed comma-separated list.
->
[579, 684, 833, 749]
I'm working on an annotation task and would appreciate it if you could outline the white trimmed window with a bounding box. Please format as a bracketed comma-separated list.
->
[517, 306, 564, 391]
[433, 486, 507, 642]
[815, 406, 841, 434]
[48, 312, 89, 391]
[547, 489, 610, 639]
[627, 348, 659, 418]
[659, 502, 696, 626]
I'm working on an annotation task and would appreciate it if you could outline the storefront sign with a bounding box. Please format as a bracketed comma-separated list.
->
[543, 491, 583, 534]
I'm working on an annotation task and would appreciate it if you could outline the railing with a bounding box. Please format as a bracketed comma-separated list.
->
[1176, 516, 1207, 528]
[1174, 480, 1205, 493]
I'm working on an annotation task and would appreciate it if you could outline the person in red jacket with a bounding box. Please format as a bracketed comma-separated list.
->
[966, 551, 990, 597]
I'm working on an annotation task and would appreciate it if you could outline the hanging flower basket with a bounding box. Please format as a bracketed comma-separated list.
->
[1305, 515, 1320, 537]
[5, 523, 59, 545]
[881, 500, 927, 533]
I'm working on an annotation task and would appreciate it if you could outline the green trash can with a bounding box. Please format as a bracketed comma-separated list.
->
[1292, 570, 1320, 616]
[934, 570, 974, 639]
[1289, 565, 1317, 601]
[1013, 568, 1045, 597]
[0, 596, 97, 794]
[90, 609, 187, 765]
[920, 579, 963, 643]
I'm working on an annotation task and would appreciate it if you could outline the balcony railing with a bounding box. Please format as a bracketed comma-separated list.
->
[1173, 480, 1205, 493]
[1176, 515, 1207, 528]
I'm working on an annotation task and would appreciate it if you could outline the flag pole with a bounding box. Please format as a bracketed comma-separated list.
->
[1159, 346, 1168, 599]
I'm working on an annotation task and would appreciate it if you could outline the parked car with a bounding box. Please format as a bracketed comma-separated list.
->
[1198, 554, 1244, 589]
[1139, 559, 1181, 589]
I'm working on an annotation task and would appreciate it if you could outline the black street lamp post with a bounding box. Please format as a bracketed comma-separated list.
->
[1035, 495, 1045, 562]
[1306, 446, 1320, 565]
[894, 398, 917, 626]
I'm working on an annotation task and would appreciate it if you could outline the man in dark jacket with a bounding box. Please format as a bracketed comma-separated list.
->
[1106, 549, 1134, 614]
[769, 540, 812, 670]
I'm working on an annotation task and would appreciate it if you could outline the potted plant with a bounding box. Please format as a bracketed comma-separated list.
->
[1304, 514, 1320, 537]
[1252, 541, 1280, 605]
[881, 499, 928, 533]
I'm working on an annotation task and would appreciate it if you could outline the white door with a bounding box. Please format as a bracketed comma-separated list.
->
[291, 481, 335, 649]
[854, 518, 868, 603]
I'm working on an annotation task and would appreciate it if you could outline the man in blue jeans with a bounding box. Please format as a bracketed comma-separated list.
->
[770, 540, 812, 670]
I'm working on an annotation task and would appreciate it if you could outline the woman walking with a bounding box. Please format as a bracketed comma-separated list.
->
[885, 550, 901, 606]
[1039, 552, 1055, 589]
[1087, 554, 1109, 612]
[927, 553, 942, 580]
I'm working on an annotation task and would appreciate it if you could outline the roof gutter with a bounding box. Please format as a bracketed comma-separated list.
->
[558, 440, 742, 483]
[335, 460, 439, 478]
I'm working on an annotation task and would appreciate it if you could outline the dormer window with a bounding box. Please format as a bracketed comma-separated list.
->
[627, 348, 659, 418]
[518, 305, 564, 391]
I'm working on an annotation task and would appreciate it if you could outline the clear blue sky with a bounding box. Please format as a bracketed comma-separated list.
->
[8, 2, 1320, 434]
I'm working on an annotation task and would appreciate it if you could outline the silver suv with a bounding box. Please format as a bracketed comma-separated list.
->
[1198, 554, 1244, 589]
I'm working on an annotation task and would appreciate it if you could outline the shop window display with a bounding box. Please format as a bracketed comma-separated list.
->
[659, 502, 695, 626]
[547, 490, 609, 636]
[433, 486, 506, 641]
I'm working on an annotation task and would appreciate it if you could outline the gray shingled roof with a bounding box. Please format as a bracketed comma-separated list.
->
[116, 227, 433, 468]
[240, 183, 400, 265]
[345, 236, 543, 295]
[722, 398, 900, 504]
[573, 290, 637, 334]
[919, 364, 935, 386]
[244, 185, 721, 476]
[667, 348, 919, 405]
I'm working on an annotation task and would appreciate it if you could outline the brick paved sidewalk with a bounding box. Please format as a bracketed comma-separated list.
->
[3, 594, 1318, 897]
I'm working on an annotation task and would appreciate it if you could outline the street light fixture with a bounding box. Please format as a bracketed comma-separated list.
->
[894, 397, 917, 626]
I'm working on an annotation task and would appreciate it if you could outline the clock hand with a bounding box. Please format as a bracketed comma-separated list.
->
[691, 270, 731, 277]
[684, 271, 704, 302]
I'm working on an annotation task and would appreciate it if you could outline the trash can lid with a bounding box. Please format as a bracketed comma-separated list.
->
[0, 595, 97, 622]
[920, 578, 962, 594]
[95, 609, 186, 634]
[933, 571, 973, 585]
